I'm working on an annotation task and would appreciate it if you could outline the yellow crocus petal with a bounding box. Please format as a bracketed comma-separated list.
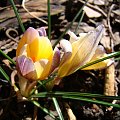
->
[82, 55, 112, 70]
[20, 42, 30, 58]
[16, 27, 39, 57]
[16, 35, 27, 57]
[19, 44, 28, 56]
[82, 46, 113, 70]
[58, 32, 97, 77]
[18, 43, 31, 59]
[34, 59, 51, 80]
[58, 25, 104, 77]
[27, 36, 53, 62]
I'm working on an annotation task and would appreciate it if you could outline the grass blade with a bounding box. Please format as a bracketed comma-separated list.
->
[9, 0, 25, 32]
[62, 96, 120, 109]
[0, 66, 10, 82]
[31, 91, 120, 100]
[52, 97, 64, 120]
[52, 0, 88, 49]
[75, 11, 85, 34]
[77, 51, 120, 71]
[47, 0, 51, 40]
[31, 100, 58, 119]
[0, 49, 16, 65]
[30, 91, 120, 108]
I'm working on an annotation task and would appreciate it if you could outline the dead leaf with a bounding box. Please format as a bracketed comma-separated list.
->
[83, 6, 102, 18]
[93, 0, 105, 5]
[100, 35, 111, 50]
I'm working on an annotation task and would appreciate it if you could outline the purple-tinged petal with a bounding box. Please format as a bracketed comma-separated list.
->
[37, 27, 47, 36]
[60, 39, 72, 53]
[50, 47, 60, 73]
[60, 39, 72, 65]
[16, 55, 37, 80]
[24, 27, 40, 44]
[16, 27, 39, 56]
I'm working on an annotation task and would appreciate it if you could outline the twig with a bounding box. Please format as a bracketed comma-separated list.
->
[65, 103, 76, 120]
[22, 0, 48, 25]
[104, 5, 116, 103]
[107, 99, 117, 111]
[11, 70, 17, 88]
[6, 28, 19, 43]
[104, 63, 115, 96]
[33, 105, 38, 120]
[104, 4, 117, 110]
[0, 5, 21, 11]
[107, 4, 116, 45]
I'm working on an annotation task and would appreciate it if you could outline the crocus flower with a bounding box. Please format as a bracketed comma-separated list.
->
[16, 27, 60, 96]
[57, 24, 112, 78]
[16, 27, 60, 80]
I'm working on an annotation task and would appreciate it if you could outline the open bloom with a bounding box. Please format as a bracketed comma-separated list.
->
[57, 24, 112, 78]
[16, 27, 60, 81]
